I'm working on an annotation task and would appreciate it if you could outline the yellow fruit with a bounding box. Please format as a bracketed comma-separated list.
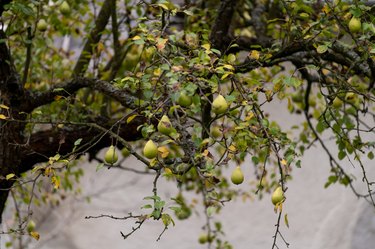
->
[231, 166, 244, 185]
[37, 19, 48, 32]
[271, 186, 284, 205]
[212, 94, 228, 115]
[332, 96, 343, 108]
[59, 1, 71, 15]
[121, 147, 130, 157]
[104, 145, 118, 164]
[348, 17, 361, 33]
[143, 140, 158, 159]
[177, 92, 192, 107]
[157, 115, 173, 135]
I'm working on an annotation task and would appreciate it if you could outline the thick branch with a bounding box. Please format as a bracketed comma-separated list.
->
[73, 0, 112, 76]
[19, 115, 147, 173]
[209, 0, 237, 52]
[26, 77, 139, 113]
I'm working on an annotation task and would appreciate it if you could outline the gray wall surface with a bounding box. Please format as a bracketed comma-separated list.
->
[1, 99, 374, 249]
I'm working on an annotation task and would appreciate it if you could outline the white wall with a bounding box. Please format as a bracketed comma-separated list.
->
[2, 100, 374, 249]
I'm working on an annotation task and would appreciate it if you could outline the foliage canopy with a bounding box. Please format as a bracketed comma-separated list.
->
[0, 0, 375, 248]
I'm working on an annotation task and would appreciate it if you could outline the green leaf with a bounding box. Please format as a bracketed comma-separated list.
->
[74, 138, 83, 146]
[338, 151, 346, 160]
[284, 213, 289, 228]
[6, 173, 15, 180]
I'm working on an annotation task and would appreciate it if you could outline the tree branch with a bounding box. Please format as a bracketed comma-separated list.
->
[73, 0, 112, 76]
[25, 77, 139, 112]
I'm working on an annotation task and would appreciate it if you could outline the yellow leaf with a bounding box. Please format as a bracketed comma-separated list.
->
[249, 50, 260, 60]
[54, 95, 63, 101]
[156, 3, 169, 10]
[132, 35, 142, 41]
[223, 64, 234, 71]
[51, 176, 60, 189]
[158, 146, 170, 159]
[281, 159, 287, 166]
[5, 174, 15, 180]
[156, 38, 168, 51]
[228, 145, 237, 153]
[0, 114, 7, 119]
[126, 114, 137, 124]
[30, 231, 40, 240]
[0, 104, 9, 109]
[201, 43, 211, 50]
[153, 68, 162, 77]
[221, 72, 233, 80]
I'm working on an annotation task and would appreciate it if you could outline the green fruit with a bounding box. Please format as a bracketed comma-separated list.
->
[121, 147, 130, 157]
[157, 115, 173, 135]
[271, 186, 284, 205]
[177, 92, 192, 107]
[308, 97, 316, 107]
[345, 92, 357, 104]
[332, 96, 343, 108]
[348, 17, 361, 33]
[212, 94, 228, 115]
[291, 93, 303, 103]
[231, 166, 244, 185]
[27, 220, 36, 233]
[59, 1, 71, 16]
[143, 140, 158, 159]
[37, 19, 48, 32]
[210, 126, 221, 139]
[104, 145, 118, 164]
[198, 234, 208, 244]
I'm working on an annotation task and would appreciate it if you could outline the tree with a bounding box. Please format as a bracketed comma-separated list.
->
[0, 0, 374, 248]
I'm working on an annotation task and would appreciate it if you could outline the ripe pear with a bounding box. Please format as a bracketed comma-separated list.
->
[59, 1, 71, 16]
[271, 186, 284, 205]
[348, 17, 361, 33]
[143, 140, 158, 159]
[104, 145, 118, 164]
[157, 115, 173, 135]
[177, 92, 192, 107]
[212, 94, 228, 115]
[231, 166, 244, 185]
[332, 96, 343, 108]
[37, 19, 48, 32]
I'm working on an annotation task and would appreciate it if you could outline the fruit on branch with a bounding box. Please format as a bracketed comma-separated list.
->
[157, 115, 173, 135]
[59, 1, 71, 16]
[121, 147, 130, 157]
[210, 126, 221, 139]
[231, 166, 244, 185]
[345, 92, 357, 104]
[177, 92, 192, 107]
[104, 145, 118, 164]
[198, 234, 208, 244]
[271, 186, 284, 205]
[37, 19, 48, 32]
[212, 94, 228, 115]
[348, 17, 361, 33]
[143, 140, 158, 159]
[332, 96, 343, 108]
[291, 93, 303, 103]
